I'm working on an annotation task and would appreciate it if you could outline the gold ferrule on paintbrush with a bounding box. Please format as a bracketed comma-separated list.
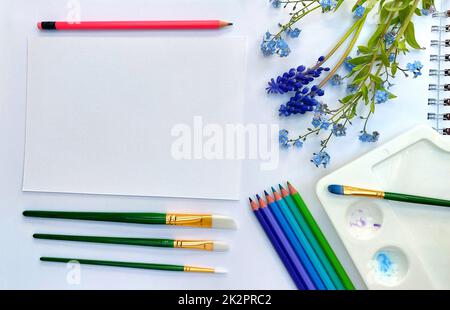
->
[343, 186, 385, 198]
[174, 240, 214, 251]
[165, 214, 213, 228]
[183, 266, 215, 273]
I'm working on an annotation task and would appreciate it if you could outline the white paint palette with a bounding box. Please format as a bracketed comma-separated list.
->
[316, 126, 450, 289]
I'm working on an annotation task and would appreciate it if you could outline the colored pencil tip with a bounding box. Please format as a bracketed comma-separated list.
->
[278, 184, 284, 190]
[328, 184, 345, 195]
[264, 190, 269, 196]
[256, 194, 261, 200]
[248, 197, 253, 203]
[227, 22, 233, 26]
[271, 186, 277, 193]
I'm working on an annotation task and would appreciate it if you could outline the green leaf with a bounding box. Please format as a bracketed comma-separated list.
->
[380, 45, 390, 67]
[340, 93, 357, 104]
[391, 62, 398, 75]
[348, 55, 373, 65]
[397, 39, 408, 53]
[335, 0, 346, 11]
[404, 22, 422, 49]
[357, 45, 371, 54]
[370, 100, 375, 113]
[368, 23, 385, 49]
[383, 0, 408, 12]
[386, 90, 397, 99]
[361, 85, 369, 105]
[348, 107, 356, 119]
[370, 74, 383, 86]
[352, 65, 371, 84]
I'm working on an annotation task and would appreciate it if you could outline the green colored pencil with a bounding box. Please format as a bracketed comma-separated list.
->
[33, 233, 229, 251]
[23, 210, 236, 229]
[40, 257, 227, 273]
[286, 182, 355, 290]
[328, 184, 450, 208]
[279, 185, 345, 290]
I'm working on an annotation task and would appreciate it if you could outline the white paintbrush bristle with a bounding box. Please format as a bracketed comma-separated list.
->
[212, 241, 229, 252]
[211, 215, 237, 229]
[214, 267, 228, 274]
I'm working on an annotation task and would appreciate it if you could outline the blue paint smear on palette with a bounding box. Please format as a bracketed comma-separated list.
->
[375, 252, 397, 277]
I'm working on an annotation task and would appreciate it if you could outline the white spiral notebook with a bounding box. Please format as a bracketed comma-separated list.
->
[429, 1, 450, 134]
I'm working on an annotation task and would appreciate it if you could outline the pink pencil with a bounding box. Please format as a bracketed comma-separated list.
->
[37, 20, 233, 31]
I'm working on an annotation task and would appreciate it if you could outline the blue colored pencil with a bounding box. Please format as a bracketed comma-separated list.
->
[264, 191, 325, 290]
[272, 187, 336, 290]
[256, 195, 316, 290]
[249, 198, 305, 290]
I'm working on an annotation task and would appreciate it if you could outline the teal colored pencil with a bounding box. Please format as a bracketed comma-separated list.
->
[272, 187, 336, 290]
[279, 185, 345, 290]
[288, 182, 354, 290]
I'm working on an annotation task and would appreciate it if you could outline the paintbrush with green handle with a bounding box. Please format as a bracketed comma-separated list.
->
[23, 210, 236, 229]
[33, 233, 228, 251]
[328, 184, 450, 208]
[40, 257, 227, 274]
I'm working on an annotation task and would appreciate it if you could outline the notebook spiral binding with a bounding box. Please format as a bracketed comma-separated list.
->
[430, 10, 450, 135]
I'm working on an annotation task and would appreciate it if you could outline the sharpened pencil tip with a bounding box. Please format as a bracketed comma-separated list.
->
[264, 190, 269, 196]
[278, 184, 284, 190]
[248, 197, 253, 203]
[228, 22, 233, 26]
[256, 194, 261, 200]
[271, 186, 277, 193]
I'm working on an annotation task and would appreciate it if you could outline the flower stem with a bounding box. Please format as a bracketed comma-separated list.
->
[273, 2, 321, 39]
[313, 18, 364, 69]
[318, 13, 367, 88]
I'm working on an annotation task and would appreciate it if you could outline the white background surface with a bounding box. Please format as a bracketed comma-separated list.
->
[0, 0, 435, 289]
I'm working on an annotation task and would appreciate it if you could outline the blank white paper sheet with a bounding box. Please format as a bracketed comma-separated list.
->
[24, 37, 246, 200]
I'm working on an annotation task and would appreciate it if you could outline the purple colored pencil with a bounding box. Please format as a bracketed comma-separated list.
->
[256, 195, 316, 290]
[250, 198, 305, 290]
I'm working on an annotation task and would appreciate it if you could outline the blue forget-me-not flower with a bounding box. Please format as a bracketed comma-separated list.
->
[354, 5, 365, 19]
[270, 0, 281, 8]
[359, 131, 380, 143]
[320, 0, 337, 11]
[407, 61, 423, 78]
[344, 56, 355, 72]
[375, 90, 388, 104]
[311, 151, 331, 167]
[279, 129, 290, 148]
